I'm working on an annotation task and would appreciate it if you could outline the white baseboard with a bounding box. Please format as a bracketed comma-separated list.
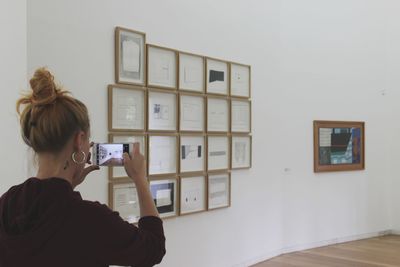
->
[235, 229, 393, 267]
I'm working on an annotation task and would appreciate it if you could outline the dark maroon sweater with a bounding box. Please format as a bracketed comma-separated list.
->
[0, 178, 166, 267]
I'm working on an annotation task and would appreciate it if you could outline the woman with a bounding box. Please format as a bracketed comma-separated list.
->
[0, 68, 165, 267]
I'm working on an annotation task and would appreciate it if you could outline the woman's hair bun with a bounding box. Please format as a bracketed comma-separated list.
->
[29, 67, 60, 106]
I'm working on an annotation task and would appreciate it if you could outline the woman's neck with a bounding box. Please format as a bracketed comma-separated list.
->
[36, 152, 74, 186]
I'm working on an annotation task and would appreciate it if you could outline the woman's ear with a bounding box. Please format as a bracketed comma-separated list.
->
[73, 130, 86, 150]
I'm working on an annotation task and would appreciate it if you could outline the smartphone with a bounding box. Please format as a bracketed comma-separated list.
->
[92, 143, 133, 166]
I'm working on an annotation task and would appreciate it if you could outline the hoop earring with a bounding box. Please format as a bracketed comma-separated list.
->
[72, 151, 86, 164]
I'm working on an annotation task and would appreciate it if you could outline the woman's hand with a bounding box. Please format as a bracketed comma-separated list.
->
[71, 142, 100, 189]
[123, 142, 146, 184]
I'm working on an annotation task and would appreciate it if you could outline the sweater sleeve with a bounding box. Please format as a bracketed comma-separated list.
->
[79, 201, 166, 267]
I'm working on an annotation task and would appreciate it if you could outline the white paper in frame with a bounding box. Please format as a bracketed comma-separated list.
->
[180, 176, 206, 214]
[208, 173, 230, 209]
[150, 178, 177, 218]
[207, 136, 229, 171]
[117, 28, 145, 85]
[180, 136, 205, 173]
[179, 53, 204, 92]
[232, 136, 251, 169]
[111, 86, 145, 131]
[206, 58, 228, 95]
[110, 135, 146, 178]
[148, 91, 177, 131]
[230, 64, 250, 97]
[148, 136, 177, 175]
[112, 183, 140, 224]
[231, 100, 251, 133]
[180, 94, 204, 132]
[207, 98, 229, 132]
[148, 46, 177, 88]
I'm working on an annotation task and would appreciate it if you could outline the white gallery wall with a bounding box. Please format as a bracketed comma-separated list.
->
[0, 0, 27, 192]
[0, 0, 391, 266]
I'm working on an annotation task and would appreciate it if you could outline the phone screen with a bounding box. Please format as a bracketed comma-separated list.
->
[95, 143, 130, 166]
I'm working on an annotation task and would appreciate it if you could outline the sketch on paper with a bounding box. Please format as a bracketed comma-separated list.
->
[208, 174, 229, 209]
[149, 136, 176, 175]
[180, 95, 204, 131]
[231, 64, 250, 97]
[208, 136, 229, 170]
[153, 104, 169, 120]
[234, 142, 246, 164]
[111, 87, 144, 130]
[180, 136, 204, 173]
[118, 30, 144, 84]
[148, 92, 176, 131]
[208, 98, 228, 132]
[231, 101, 250, 132]
[113, 184, 140, 223]
[181, 176, 205, 214]
[209, 70, 224, 83]
[179, 53, 204, 92]
[181, 145, 202, 159]
[150, 180, 176, 217]
[183, 103, 201, 122]
[148, 46, 176, 88]
[206, 59, 228, 95]
[232, 136, 251, 168]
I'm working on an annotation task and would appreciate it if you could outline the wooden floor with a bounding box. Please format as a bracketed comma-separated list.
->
[252, 235, 400, 267]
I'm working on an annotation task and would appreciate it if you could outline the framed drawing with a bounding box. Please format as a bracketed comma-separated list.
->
[115, 27, 146, 86]
[179, 134, 205, 174]
[179, 93, 205, 132]
[206, 58, 228, 95]
[179, 52, 205, 93]
[149, 177, 178, 218]
[180, 175, 206, 215]
[207, 135, 230, 171]
[207, 96, 229, 133]
[108, 133, 146, 180]
[109, 180, 140, 224]
[230, 63, 251, 98]
[231, 135, 252, 169]
[313, 120, 365, 172]
[208, 172, 231, 210]
[108, 85, 145, 132]
[147, 44, 177, 89]
[148, 134, 178, 176]
[231, 99, 251, 133]
[148, 89, 178, 132]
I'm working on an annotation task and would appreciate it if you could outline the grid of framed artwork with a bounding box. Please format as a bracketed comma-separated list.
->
[108, 26, 252, 220]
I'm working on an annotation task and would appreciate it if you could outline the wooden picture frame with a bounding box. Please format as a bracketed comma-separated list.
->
[179, 174, 207, 215]
[178, 51, 205, 93]
[230, 62, 251, 98]
[115, 27, 146, 86]
[179, 92, 205, 133]
[313, 120, 365, 172]
[108, 179, 140, 224]
[179, 134, 206, 174]
[207, 134, 230, 172]
[108, 133, 147, 180]
[207, 172, 231, 210]
[147, 44, 178, 90]
[149, 176, 179, 219]
[148, 133, 178, 177]
[231, 98, 251, 133]
[231, 134, 252, 169]
[147, 88, 178, 132]
[206, 57, 229, 96]
[108, 85, 146, 132]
